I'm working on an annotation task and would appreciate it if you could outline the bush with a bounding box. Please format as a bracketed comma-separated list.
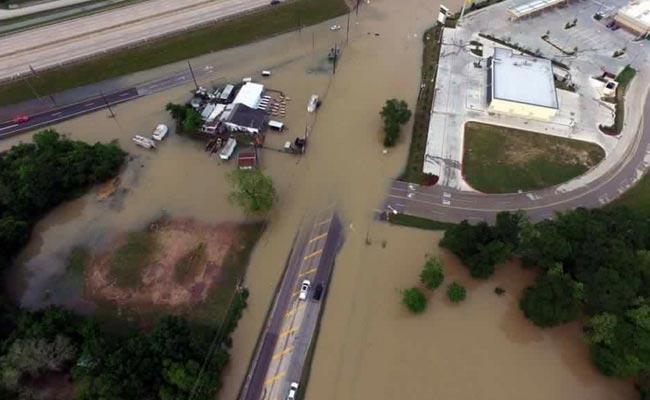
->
[380, 99, 412, 147]
[402, 288, 427, 313]
[420, 257, 444, 290]
[447, 282, 467, 303]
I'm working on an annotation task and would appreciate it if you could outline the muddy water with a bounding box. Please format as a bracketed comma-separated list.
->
[2, 0, 635, 398]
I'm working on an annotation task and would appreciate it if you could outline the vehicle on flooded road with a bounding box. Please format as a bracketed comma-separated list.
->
[299, 279, 311, 300]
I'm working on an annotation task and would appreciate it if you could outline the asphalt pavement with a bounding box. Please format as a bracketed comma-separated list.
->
[239, 209, 343, 400]
[0, 0, 268, 81]
[384, 88, 650, 223]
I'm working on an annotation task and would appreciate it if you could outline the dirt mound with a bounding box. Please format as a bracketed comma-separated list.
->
[86, 218, 240, 308]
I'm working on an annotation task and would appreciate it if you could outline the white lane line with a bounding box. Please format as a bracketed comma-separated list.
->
[120, 92, 130, 96]
[0, 124, 18, 131]
[51, 112, 62, 116]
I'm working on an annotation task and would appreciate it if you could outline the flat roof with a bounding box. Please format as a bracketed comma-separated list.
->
[618, 0, 650, 29]
[507, 0, 565, 18]
[233, 82, 264, 109]
[491, 48, 558, 109]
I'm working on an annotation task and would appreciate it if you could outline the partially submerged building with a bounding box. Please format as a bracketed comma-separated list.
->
[233, 82, 264, 109]
[221, 103, 267, 134]
[615, 0, 650, 36]
[487, 48, 559, 120]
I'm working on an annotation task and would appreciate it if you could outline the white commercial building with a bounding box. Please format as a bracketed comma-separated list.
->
[487, 48, 559, 120]
[615, 0, 650, 36]
[232, 82, 264, 109]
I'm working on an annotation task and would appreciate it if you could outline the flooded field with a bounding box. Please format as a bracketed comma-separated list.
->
[0, 0, 637, 398]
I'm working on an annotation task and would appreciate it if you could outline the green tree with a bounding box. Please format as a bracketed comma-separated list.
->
[227, 169, 276, 216]
[379, 99, 411, 147]
[402, 288, 427, 313]
[585, 313, 618, 346]
[520, 265, 583, 327]
[182, 108, 203, 134]
[447, 282, 467, 303]
[420, 256, 444, 290]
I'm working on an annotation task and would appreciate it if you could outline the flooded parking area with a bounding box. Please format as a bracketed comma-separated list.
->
[0, 0, 639, 398]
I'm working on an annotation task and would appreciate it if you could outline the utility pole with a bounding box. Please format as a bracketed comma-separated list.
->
[332, 44, 339, 75]
[346, 12, 351, 43]
[100, 90, 115, 118]
[187, 60, 199, 90]
[23, 76, 43, 104]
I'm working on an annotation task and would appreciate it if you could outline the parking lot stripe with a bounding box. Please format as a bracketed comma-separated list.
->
[309, 232, 328, 243]
[264, 371, 286, 385]
[286, 303, 306, 318]
[304, 249, 323, 261]
[298, 267, 317, 278]
[272, 347, 294, 360]
[279, 327, 298, 338]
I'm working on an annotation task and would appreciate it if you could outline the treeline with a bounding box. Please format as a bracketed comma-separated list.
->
[0, 294, 249, 400]
[0, 130, 126, 269]
[440, 208, 650, 398]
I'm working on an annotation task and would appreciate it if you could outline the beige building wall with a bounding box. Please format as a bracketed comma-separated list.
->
[615, 13, 650, 35]
[488, 98, 558, 120]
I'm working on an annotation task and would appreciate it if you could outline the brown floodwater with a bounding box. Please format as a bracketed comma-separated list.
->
[1, 0, 636, 398]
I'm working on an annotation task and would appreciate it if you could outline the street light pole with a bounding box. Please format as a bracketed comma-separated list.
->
[187, 60, 199, 90]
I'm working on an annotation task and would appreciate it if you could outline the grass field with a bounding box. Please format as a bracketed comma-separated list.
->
[0, 0, 349, 106]
[607, 173, 650, 214]
[463, 122, 605, 193]
[400, 24, 444, 184]
[109, 231, 158, 289]
[388, 213, 455, 230]
[174, 242, 207, 283]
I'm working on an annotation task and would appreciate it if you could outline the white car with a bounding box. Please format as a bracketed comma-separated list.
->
[299, 280, 311, 300]
[330, 24, 341, 31]
[287, 382, 299, 400]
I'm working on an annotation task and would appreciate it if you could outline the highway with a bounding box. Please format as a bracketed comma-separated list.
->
[384, 89, 650, 224]
[239, 209, 343, 400]
[0, 0, 268, 82]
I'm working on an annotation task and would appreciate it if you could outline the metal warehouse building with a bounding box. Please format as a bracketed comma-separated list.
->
[487, 48, 559, 120]
[615, 0, 650, 36]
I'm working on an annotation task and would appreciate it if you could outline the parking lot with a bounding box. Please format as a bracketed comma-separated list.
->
[424, 0, 650, 190]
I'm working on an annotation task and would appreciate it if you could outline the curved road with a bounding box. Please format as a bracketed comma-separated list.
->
[385, 89, 650, 224]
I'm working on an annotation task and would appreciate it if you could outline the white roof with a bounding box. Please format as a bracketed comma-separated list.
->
[618, 0, 650, 30]
[206, 104, 226, 123]
[233, 82, 264, 109]
[491, 48, 558, 109]
[200, 103, 216, 120]
[269, 120, 284, 128]
[507, 0, 565, 18]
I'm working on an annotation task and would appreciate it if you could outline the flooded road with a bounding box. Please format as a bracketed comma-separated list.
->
[1, 0, 636, 398]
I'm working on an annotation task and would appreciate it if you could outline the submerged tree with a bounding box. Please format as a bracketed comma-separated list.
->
[402, 288, 427, 313]
[227, 169, 276, 216]
[447, 282, 467, 303]
[420, 256, 445, 290]
[380, 99, 412, 147]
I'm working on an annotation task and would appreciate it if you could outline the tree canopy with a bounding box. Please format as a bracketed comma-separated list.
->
[442, 207, 650, 396]
[447, 282, 467, 303]
[227, 169, 276, 216]
[420, 256, 444, 290]
[380, 99, 412, 147]
[402, 288, 427, 313]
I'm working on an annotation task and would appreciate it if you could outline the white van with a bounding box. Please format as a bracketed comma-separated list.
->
[261, 70, 271, 77]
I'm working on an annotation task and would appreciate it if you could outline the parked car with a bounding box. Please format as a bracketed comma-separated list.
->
[312, 283, 323, 301]
[299, 279, 311, 300]
[287, 382, 299, 400]
[330, 24, 341, 31]
[12, 115, 29, 124]
[270, 0, 280, 4]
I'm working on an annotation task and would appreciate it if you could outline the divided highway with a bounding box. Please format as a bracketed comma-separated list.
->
[0, 0, 268, 81]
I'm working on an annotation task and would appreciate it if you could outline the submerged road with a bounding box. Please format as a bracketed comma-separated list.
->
[384, 88, 650, 223]
[0, 67, 201, 137]
[0, 0, 267, 82]
[239, 209, 343, 400]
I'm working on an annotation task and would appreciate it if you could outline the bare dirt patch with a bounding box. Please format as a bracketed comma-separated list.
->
[86, 218, 245, 308]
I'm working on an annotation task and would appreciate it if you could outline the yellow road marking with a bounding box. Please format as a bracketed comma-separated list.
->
[278, 327, 298, 338]
[264, 371, 286, 385]
[272, 347, 294, 360]
[315, 218, 331, 226]
[303, 249, 323, 261]
[286, 303, 305, 318]
[298, 267, 317, 278]
[309, 232, 328, 243]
